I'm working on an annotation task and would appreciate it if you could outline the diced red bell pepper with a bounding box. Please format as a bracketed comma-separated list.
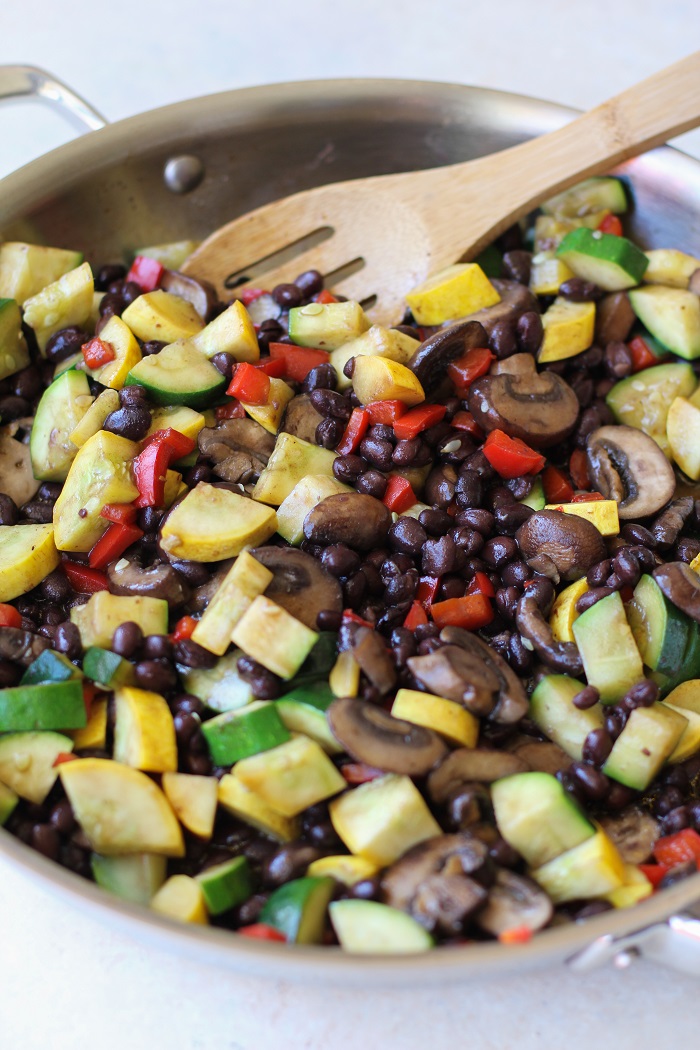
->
[466, 571, 496, 599]
[125, 254, 164, 292]
[255, 357, 287, 378]
[639, 863, 669, 888]
[0, 604, 22, 629]
[416, 576, 440, 608]
[269, 342, 330, 382]
[570, 492, 604, 502]
[569, 448, 591, 490]
[82, 681, 99, 719]
[430, 592, 494, 631]
[393, 403, 446, 441]
[335, 408, 370, 456]
[63, 562, 110, 593]
[52, 752, 79, 768]
[653, 828, 700, 868]
[82, 337, 116, 369]
[365, 400, 407, 426]
[238, 288, 268, 307]
[216, 400, 246, 420]
[315, 289, 338, 304]
[227, 362, 271, 405]
[341, 609, 375, 630]
[482, 429, 545, 479]
[144, 427, 197, 460]
[100, 502, 138, 526]
[89, 522, 144, 570]
[382, 475, 416, 514]
[238, 923, 287, 942]
[447, 347, 494, 393]
[542, 465, 574, 504]
[403, 600, 428, 630]
[450, 410, 484, 439]
[498, 925, 534, 945]
[598, 213, 623, 236]
[171, 615, 198, 643]
[133, 440, 171, 508]
[341, 762, 385, 785]
[627, 335, 662, 373]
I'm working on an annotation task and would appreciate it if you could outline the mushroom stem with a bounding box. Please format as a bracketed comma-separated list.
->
[515, 594, 583, 675]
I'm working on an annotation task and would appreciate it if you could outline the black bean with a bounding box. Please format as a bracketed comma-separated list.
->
[358, 436, 393, 471]
[586, 559, 612, 588]
[384, 574, 417, 604]
[171, 693, 205, 718]
[272, 283, 302, 309]
[455, 508, 494, 535]
[236, 656, 282, 699]
[173, 710, 201, 746]
[0, 661, 21, 688]
[134, 659, 177, 692]
[317, 609, 342, 632]
[559, 278, 603, 302]
[619, 523, 655, 549]
[141, 634, 173, 660]
[455, 469, 483, 509]
[315, 417, 343, 449]
[49, 798, 75, 834]
[44, 326, 87, 363]
[211, 352, 236, 379]
[416, 508, 449, 536]
[570, 762, 610, 801]
[0, 395, 30, 421]
[174, 639, 217, 669]
[604, 340, 633, 379]
[516, 311, 543, 354]
[112, 621, 143, 658]
[171, 560, 210, 587]
[343, 358, 356, 380]
[605, 709, 627, 741]
[502, 250, 531, 285]
[332, 454, 365, 482]
[141, 340, 167, 356]
[576, 586, 614, 614]
[309, 388, 351, 420]
[0, 493, 18, 525]
[582, 727, 613, 766]
[119, 384, 148, 406]
[654, 786, 685, 817]
[392, 438, 420, 467]
[505, 475, 533, 502]
[381, 554, 415, 579]
[570, 373, 595, 408]
[438, 575, 466, 601]
[120, 280, 140, 305]
[621, 679, 659, 711]
[661, 806, 690, 836]
[612, 548, 641, 586]
[321, 544, 361, 578]
[53, 622, 81, 659]
[482, 535, 518, 569]
[302, 363, 337, 393]
[659, 859, 696, 889]
[39, 570, 71, 603]
[355, 470, 387, 499]
[388, 517, 427, 557]
[13, 367, 42, 401]
[42, 606, 64, 627]
[501, 560, 532, 588]
[422, 421, 453, 449]
[494, 502, 534, 535]
[31, 824, 60, 861]
[507, 632, 532, 673]
[573, 685, 601, 711]
[676, 537, 700, 564]
[495, 586, 520, 621]
[103, 403, 151, 441]
[422, 535, 457, 576]
[294, 269, 324, 298]
[490, 319, 517, 359]
[98, 292, 126, 319]
[184, 463, 212, 487]
[524, 575, 555, 613]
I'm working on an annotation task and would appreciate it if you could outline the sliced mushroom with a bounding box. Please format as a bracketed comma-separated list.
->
[516, 510, 606, 582]
[427, 748, 530, 803]
[407, 320, 489, 390]
[198, 419, 275, 485]
[508, 738, 572, 776]
[515, 593, 583, 675]
[490, 352, 540, 377]
[599, 807, 660, 865]
[653, 561, 700, 623]
[0, 627, 51, 666]
[327, 697, 447, 776]
[107, 559, 188, 607]
[186, 560, 232, 613]
[160, 269, 218, 320]
[303, 493, 392, 551]
[382, 832, 490, 911]
[407, 646, 501, 719]
[411, 874, 488, 935]
[281, 394, 325, 444]
[586, 425, 676, 520]
[250, 546, 342, 630]
[461, 279, 539, 337]
[468, 357, 579, 449]
[652, 496, 694, 549]
[0, 433, 40, 506]
[350, 626, 397, 696]
[441, 625, 529, 724]
[476, 869, 553, 937]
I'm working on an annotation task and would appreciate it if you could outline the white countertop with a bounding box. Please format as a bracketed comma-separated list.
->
[1, 3, 699, 1047]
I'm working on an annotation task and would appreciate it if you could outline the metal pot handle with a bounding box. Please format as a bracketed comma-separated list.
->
[0, 65, 107, 133]
[569, 911, 700, 976]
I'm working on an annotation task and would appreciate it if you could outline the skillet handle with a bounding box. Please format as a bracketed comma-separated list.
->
[568, 911, 700, 976]
[0, 65, 107, 133]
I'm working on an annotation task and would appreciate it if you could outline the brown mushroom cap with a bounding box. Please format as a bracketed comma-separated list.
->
[507, 738, 572, 776]
[407, 320, 489, 390]
[461, 279, 539, 337]
[653, 561, 700, 623]
[198, 419, 275, 485]
[468, 358, 579, 449]
[516, 510, 607, 582]
[303, 492, 392, 551]
[586, 425, 676, 520]
[0, 626, 51, 666]
[350, 626, 397, 696]
[427, 748, 530, 803]
[160, 269, 218, 320]
[107, 559, 188, 607]
[250, 546, 342, 630]
[515, 593, 583, 675]
[381, 832, 490, 911]
[327, 697, 447, 776]
[475, 870, 553, 937]
[599, 806, 660, 865]
[281, 394, 325, 444]
[442, 625, 529, 724]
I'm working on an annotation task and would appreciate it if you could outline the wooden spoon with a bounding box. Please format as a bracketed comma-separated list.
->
[182, 52, 700, 325]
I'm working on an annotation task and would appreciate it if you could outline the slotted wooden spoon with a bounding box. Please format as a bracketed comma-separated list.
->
[182, 53, 700, 324]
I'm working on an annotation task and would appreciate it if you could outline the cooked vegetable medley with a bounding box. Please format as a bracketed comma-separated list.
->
[2, 178, 700, 953]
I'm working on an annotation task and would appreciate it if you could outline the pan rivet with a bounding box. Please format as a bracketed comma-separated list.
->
[163, 155, 205, 194]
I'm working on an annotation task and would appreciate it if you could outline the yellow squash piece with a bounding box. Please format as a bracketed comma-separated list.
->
[549, 578, 589, 643]
[192, 300, 259, 363]
[406, 263, 500, 325]
[218, 773, 299, 842]
[352, 356, 425, 407]
[539, 297, 596, 363]
[252, 433, 337, 506]
[137, 240, 200, 270]
[71, 592, 168, 649]
[52, 430, 139, 552]
[644, 249, 700, 289]
[667, 396, 700, 480]
[329, 774, 442, 867]
[146, 405, 206, 443]
[122, 289, 204, 344]
[529, 251, 576, 296]
[113, 687, 178, 773]
[0, 242, 83, 305]
[191, 550, 274, 656]
[330, 325, 420, 391]
[150, 875, 209, 924]
[307, 855, 379, 886]
[59, 758, 185, 856]
[241, 377, 295, 434]
[160, 482, 277, 561]
[0, 732, 73, 803]
[605, 863, 653, 909]
[23, 262, 94, 352]
[662, 680, 700, 763]
[544, 499, 619, 536]
[231, 596, 318, 680]
[0, 524, 60, 602]
[531, 828, 626, 903]
[276, 474, 352, 545]
[391, 688, 478, 748]
[162, 772, 218, 839]
[234, 735, 346, 817]
[70, 696, 108, 751]
[89, 315, 142, 388]
[329, 649, 361, 698]
[69, 389, 120, 448]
